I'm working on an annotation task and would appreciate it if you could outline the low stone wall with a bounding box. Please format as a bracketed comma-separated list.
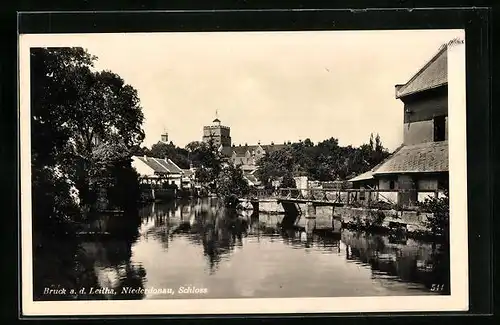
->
[334, 206, 432, 233]
[248, 199, 432, 234]
[315, 206, 334, 230]
[293, 204, 341, 232]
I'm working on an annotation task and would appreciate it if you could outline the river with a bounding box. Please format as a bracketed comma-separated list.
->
[34, 197, 450, 300]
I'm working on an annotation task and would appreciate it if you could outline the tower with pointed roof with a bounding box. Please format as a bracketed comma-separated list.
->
[202, 110, 231, 147]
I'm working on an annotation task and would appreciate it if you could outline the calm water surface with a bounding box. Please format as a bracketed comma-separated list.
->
[36, 197, 450, 300]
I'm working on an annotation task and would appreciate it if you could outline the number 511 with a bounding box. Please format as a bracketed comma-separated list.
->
[431, 284, 445, 291]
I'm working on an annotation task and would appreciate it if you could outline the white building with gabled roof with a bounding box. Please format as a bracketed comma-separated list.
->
[132, 155, 184, 188]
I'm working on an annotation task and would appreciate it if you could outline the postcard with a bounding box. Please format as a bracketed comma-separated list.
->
[19, 29, 468, 316]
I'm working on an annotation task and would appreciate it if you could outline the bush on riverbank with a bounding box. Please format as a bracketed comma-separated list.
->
[417, 190, 449, 240]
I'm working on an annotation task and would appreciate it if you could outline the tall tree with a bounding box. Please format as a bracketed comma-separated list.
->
[375, 133, 383, 152]
[193, 137, 224, 191]
[217, 164, 250, 207]
[185, 141, 203, 153]
[31, 47, 145, 217]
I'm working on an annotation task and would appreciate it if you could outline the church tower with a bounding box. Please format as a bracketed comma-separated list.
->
[202, 111, 231, 147]
[160, 126, 169, 144]
[160, 132, 168, 144]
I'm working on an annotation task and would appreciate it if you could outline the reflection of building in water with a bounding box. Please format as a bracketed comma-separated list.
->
[340, 229, 448, 292]
[140, 199, 247, 275]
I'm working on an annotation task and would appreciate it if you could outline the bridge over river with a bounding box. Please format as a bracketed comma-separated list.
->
[240, 187, 439, 235]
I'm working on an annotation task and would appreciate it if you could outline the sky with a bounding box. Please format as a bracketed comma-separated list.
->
[25, 29, 464, 151]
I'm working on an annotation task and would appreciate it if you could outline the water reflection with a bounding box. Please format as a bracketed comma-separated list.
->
[34, 198, 450, 300]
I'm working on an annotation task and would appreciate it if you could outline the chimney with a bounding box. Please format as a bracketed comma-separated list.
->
[143, 155, 147, 161]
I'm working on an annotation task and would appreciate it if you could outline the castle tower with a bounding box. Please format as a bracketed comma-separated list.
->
[202, 111, 231, 147]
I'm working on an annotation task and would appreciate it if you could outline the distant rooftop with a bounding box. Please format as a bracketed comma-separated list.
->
[222, 143, 290, 157]
[134, 156, 183, 174]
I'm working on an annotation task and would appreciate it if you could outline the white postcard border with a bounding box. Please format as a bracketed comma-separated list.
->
[19, 30, 468, 316]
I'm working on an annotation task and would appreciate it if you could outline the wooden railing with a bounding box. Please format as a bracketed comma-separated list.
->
[244, 188, 442, 208]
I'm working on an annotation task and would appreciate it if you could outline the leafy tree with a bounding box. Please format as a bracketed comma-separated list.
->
[89, 138, 141, 212]
[149, 141, 190, 169]
[303, 138, 314, 147]
[255, 147, 295, 187]
[31, 47, 145, 219]
[280, 172, 297, 188]
[255, 134, 390, 183]
[217, 164, 250, 207]
[130, 145, 151, 157]
[185, 141, 203, 153]
[375, 133, 383, 152]
[31, 47, 146, 300]
[192, 137, 224, 190]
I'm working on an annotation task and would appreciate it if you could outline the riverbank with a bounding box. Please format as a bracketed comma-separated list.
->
[239, 198, 446, 238]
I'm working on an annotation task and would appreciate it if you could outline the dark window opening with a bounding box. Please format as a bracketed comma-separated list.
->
[433, 116, 446, 142]
[438, 178, 449, 191]
[389, 180, 395, 190]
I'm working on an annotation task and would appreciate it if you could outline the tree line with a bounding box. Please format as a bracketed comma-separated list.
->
[132, 133, 391, 191]
[255, 134, 390, 188]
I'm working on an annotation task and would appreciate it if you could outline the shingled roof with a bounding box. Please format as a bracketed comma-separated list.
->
[347, 144, 403, 183]
[181, 169, 195, 178]
[348, 170, 376, 183]
[231, 145, 259, 155]
[395, 46, 448, 99]
[135, 156, 183, 174]
[261, 144, 288, 153]
[372, 141, 448, 175]
[228, 143, 290, 157]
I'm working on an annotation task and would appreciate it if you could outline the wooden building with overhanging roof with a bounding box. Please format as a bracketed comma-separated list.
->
[131, 155, 184, 188]
[349, 43, 455, 207]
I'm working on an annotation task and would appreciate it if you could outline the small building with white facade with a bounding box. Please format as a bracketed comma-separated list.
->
[132, 155, 184, 188]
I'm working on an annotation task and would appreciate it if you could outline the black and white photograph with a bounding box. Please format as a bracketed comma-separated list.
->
[20, 29, 468, 315]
